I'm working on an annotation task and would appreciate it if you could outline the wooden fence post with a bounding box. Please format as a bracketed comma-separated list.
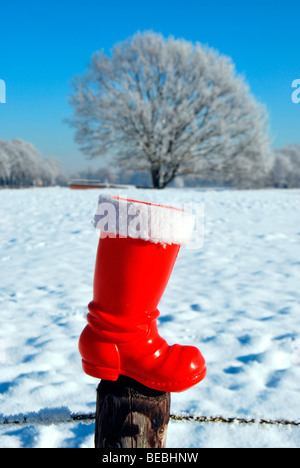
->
[95, 376, 171, 448]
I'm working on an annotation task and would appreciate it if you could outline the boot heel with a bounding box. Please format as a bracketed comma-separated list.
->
[79, 326, 121, 381]
[82, 360, 120, 381]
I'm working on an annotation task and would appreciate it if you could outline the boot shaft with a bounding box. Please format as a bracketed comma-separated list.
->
[92, 236, 180, 318]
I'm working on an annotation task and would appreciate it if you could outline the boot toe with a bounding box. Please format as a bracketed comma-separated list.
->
[128, 343, 206, 393]
[169, 344, 206, 390]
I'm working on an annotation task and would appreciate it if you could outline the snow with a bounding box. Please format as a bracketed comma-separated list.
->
[94, 194, 195, 245]
[0, 186, 300, 448]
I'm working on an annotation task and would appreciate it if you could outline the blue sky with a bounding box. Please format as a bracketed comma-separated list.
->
[0, 0, 299, 173]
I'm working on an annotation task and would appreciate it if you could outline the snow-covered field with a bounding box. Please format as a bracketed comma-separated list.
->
[0, 186, 300, 448]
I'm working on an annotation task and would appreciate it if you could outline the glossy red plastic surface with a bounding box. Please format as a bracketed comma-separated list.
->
[78, 235, 206, 392]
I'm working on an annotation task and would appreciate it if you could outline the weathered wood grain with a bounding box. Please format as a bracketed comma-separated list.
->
[95, 376, 171, 448]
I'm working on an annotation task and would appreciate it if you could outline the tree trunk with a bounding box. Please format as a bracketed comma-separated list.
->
[150, 158, 180, 189]
[151, 166, 162, 189]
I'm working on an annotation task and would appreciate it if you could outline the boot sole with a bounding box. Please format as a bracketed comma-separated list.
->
[82, 359, 207, 393]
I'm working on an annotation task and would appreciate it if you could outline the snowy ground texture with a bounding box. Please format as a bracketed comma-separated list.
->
[0, 186, 300, 448]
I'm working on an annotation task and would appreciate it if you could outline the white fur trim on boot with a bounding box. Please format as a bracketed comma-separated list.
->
[94, 195, 195, 245]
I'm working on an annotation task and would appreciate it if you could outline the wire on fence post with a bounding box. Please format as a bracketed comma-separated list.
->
[1, 410, 300, 428]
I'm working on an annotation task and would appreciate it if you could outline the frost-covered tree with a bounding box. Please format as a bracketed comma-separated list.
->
[0, 138, 41, 186]
[8, 138, 40, 186]
[271, 145, 300, 188]
[68, 31, 270, 188]
[0, 138, 67, 187]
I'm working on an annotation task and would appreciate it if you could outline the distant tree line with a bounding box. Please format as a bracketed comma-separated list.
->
[1, 137, 299, 190]
[73, 144, 300, 190]
[0, 138, 68, 188]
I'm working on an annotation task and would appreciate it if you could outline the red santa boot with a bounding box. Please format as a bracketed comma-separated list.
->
[78, 195, 206, 392]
